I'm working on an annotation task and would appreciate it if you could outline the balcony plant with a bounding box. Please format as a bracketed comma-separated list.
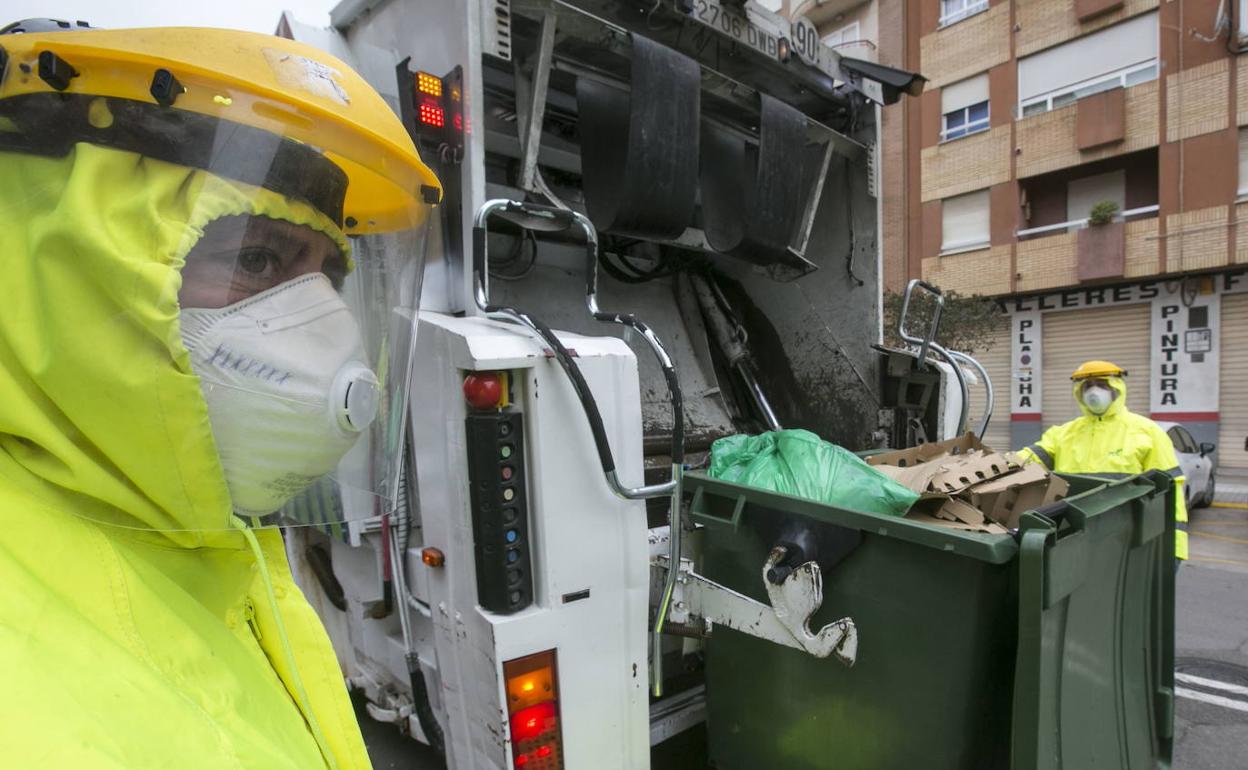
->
[1078, 200, 1125, 279]
[1087, 200, 1120, 226]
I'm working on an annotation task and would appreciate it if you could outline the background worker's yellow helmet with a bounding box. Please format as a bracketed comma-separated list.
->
[1071, 360, 1128, 381]
[0, 25, 441, 232]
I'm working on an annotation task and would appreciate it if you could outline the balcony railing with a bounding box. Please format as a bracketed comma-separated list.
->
[1016, 204, 1159, 240]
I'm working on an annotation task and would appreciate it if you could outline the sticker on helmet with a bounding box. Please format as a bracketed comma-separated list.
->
[262, 49, 350, 106]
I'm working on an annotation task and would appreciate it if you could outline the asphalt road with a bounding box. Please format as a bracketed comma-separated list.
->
[360, 497, 1248, 769]
[1173, 494, 1248, 769]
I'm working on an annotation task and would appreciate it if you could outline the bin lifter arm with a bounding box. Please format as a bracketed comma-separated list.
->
[660, 547, 858, 665]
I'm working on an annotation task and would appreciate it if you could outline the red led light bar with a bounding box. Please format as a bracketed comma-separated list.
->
[419, 100, 445, 129]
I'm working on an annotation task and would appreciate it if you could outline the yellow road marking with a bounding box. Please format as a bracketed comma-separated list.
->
[1190, 530, 1248, 546]
[1211, 502, 1248, 510]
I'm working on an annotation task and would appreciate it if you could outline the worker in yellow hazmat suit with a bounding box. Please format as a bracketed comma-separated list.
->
[1018, 361, 1187, 565]
[0, 24, 440, 768]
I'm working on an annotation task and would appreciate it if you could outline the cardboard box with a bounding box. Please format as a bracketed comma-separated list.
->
[908, 496, 1010, 535]
[871, 433, 1067, 532]
[965, 463, 1069, 529]
[865, 432, 985, 469]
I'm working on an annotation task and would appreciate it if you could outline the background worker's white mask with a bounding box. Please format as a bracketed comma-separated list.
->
[1082, 385, 1114, 415]
[180, 273, 381, 516]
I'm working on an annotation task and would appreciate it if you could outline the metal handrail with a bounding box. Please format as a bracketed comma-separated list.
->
[1016, 204, 1159, 239]
[898, 279, 969, 436]
[475, 199, 690, 696]
[947, 349, 994, 441]
[472, 199, 681, 500]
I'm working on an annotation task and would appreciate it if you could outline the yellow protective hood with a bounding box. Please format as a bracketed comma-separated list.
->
[1073, 375, 1128, 419]
[0, 142, 371, 768]
[0, 142, 346, 543]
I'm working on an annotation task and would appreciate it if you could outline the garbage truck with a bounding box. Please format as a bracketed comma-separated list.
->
[276, 2, 1178, 768]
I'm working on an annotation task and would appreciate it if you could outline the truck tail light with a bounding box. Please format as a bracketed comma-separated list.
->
[504, 650, 562, 769]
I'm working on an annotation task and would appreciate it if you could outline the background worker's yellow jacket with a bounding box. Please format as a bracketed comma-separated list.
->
[0, 145, 371, 768]
[1018, 376, 1188, 560]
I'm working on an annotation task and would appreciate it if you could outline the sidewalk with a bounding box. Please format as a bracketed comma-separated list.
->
[1212, 468, 1248, 508]
[1189, 468, 1248, 573]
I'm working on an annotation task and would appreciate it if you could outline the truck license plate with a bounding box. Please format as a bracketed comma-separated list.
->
[690, 0, 782, 61]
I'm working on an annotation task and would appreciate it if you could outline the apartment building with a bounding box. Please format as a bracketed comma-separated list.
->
[855, 0, 1248, 472]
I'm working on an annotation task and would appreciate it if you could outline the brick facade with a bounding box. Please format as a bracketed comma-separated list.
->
[1236, 202, 1248, 263]
[921, 245, 1013, 294]
[920, 126, 1012, 201]
[1015, 0, 1157, 57]
[1166, 59, 1230, 142]
[884, 0, 1243, 300]
[1123, 217, 1161, 276]
[918, 3, 1010, 88]
[1166, 205, 1231, 271]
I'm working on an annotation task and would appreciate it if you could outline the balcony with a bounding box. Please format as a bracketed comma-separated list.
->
[1015, 211, 1160, 293]
[1015, 80, 1159, 179]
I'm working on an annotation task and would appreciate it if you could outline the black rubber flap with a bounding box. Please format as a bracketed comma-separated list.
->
[701, 93, 814, 274]
[576, 36, 700, 240]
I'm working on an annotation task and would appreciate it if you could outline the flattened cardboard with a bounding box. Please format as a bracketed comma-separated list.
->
[873, 461, 946, 492]
[865, 432, 986, 469]
[874, 435, 1065, 534]
[906, 510, 1009, 535]
[967, 466, 1070, 529]
[925, 451, 1020, 495]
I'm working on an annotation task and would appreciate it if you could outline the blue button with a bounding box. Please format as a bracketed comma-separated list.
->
[505, 529, 518, 543]
[506, 549, 519, 563]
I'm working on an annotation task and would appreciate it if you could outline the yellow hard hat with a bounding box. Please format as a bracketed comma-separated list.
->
[1071, 360, 1127, 381]
[0, 26, 440, 232]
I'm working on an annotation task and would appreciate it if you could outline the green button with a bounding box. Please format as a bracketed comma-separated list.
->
[500, 444, 513, 459]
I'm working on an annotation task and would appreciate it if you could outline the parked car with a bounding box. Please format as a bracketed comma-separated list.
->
[1157, 422, 1218, 508]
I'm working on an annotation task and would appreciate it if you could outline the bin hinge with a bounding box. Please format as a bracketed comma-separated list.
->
[656, 547, 858, 665]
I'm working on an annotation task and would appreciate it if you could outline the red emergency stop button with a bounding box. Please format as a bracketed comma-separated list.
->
[463, 371, 504, 410]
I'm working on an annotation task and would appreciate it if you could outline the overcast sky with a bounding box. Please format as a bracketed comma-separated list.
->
[3, 1, 336, 34]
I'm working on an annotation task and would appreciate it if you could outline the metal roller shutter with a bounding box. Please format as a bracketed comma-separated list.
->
[1042, 303, 1151, 430]
[965, 314, 1013, 451]
[1219, 293, 1248, 469]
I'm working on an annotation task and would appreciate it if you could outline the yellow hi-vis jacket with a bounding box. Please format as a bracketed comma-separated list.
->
[0, 144, 371, 768]
[1018, 376, 1188, 560]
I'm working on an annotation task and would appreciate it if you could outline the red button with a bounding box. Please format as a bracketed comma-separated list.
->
[463, 372, 503, 409]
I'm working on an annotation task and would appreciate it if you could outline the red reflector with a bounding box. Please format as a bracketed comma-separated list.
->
[510, 700, 557, 743]
[463, 372, 503, 409]
[419, 101, 445, 128]
[515, 754, 529, 767]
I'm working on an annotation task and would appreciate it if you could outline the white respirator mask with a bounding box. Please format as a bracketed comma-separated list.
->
[180, 273, 381, 516]
[1081, 385, 1115, 415]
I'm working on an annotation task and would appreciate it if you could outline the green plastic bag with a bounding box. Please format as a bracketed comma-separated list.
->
[708, 429, 918, 517]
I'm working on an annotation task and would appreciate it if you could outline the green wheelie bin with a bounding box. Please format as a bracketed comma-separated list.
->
[685, 469, 1177, 770]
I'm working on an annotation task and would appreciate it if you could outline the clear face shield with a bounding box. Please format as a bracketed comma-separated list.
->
[179, 212, 432, 529]
[0, 83, 435, 534]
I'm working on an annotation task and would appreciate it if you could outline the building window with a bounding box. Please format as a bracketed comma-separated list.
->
[941, 189, 991, 253]
[1239, 128, 1248, 198]
[941, 73, 990, 141]
[1018, 11, 1158, 118]
[1020, 62, 1156, 117]
[943, 102, 989, 140]
[1067, 170, 1126, 225]
[939, 0, 989, 28]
